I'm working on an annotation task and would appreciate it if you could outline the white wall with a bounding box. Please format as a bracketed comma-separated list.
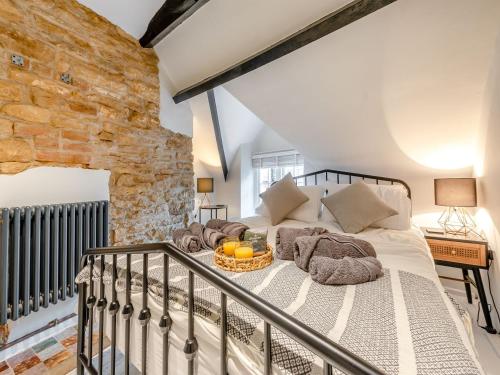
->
[240, 143, 254, 218]
[159, 64, 193, 137]
[474, 31, 500, 328]
[0, 167, 110, 208]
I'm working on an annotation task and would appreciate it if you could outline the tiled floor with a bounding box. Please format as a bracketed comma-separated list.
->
[0, 327, 105, 375]
[449, 289, 500, 375]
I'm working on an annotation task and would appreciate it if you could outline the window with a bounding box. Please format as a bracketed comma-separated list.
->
[252, 150, 304, 207]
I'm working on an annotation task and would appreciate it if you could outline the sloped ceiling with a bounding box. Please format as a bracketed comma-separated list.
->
[190, 87, 264, 178]
[157, 0, 500, 212]
[78, 0, 500, 213]
[222, 0, 500, 171]
[77, 0, 163, 38]
[215, 87, 264, 167]
[155, 0, 353, 90]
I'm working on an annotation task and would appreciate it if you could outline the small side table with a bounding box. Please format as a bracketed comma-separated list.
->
[198, 204, 228, 223]
[421, 227, 496, 334]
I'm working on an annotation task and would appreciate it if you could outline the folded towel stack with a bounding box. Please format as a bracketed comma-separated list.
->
[172, 219, 249, 253]
[275, 227, 383, 285]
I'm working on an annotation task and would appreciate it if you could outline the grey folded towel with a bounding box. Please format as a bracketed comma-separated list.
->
[186, 223, 223, 249]
[188, 222, 204, 237]
[172, 228, 202, 253]
[309, 256, 383, 285]
[294, 233, 376, 271]
[202, 228, 226, 249]
[275, 227, 329, 260]
[172, 228, 189, 243]
[173, 220, 249, 251]
[206, 219, 249, 240]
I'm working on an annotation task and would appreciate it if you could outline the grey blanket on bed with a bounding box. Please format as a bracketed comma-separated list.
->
[275, 227, 329, 260]
[76, 251, 481, 375]
[309, 256, 383, 285]
[293, 233, 376, 272]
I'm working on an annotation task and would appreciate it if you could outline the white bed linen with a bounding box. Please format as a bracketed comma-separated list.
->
[102, 216, 482, 374]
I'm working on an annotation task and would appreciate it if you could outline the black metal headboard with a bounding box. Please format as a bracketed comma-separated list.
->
[292, 169, 411, 199]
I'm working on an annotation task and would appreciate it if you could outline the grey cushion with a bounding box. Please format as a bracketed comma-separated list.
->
[260, 173, 309, 225]
[321, 181, 398, 233]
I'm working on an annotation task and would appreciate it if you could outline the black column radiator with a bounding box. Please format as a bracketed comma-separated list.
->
[0, 201, 109, 325]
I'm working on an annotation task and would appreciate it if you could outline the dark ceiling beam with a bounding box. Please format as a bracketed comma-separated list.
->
[140, 0, 210, 48]
[173, 0, 397, 103]
[207, 89, 228, 181]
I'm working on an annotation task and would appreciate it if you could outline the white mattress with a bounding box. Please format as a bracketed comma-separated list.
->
[101, 216, 482, 374]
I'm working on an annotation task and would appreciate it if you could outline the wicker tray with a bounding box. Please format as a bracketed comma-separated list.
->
[214, 244, 273, 272]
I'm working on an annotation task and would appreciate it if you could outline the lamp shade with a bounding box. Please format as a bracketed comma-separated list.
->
[434, 178, 477, 207]
[197, 178, 214, 193]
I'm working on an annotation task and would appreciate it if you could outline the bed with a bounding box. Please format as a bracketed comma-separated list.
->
[75, 170, 484, 375]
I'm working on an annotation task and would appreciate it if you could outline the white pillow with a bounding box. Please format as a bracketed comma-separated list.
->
[320, 182, 411, 230]
[255, 201, 270, 217]
[370, 185, 411, 230]
[287, 185, 325, 222]
[255, 185, 325, 223]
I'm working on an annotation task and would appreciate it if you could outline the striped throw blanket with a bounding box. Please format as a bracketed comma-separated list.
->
[77, 250, 481, 375]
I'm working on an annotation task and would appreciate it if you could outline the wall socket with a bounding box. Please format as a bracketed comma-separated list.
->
[11, 54, 24, 67]
[60, 73, 72, 84]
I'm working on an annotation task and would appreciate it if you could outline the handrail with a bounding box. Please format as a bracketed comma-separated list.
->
[82, 242, 385, 375]
[293, 169, 411, 199]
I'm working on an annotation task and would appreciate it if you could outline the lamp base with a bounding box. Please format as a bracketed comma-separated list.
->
[200, 193, 212, 208]
[438, 207, 479, 237]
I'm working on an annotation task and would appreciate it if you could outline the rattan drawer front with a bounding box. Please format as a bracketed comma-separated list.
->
[427, 239, 487, 267]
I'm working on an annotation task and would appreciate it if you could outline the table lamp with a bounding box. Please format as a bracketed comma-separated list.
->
[434, 178, 478, 236]
[197, 177, 213, 207]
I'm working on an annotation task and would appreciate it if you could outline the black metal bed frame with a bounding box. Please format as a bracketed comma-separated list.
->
[76, 169, 411, 375]
[293, 169, 411, 199]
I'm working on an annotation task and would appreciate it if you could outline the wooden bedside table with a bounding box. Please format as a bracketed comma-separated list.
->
[422, 227, 496, 334]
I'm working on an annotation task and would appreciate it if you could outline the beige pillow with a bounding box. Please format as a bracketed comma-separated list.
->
[260, 173, 309, 225]
[321, 181, 398, 234]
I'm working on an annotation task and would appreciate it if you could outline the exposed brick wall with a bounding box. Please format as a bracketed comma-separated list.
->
[0, 0, 194, 244]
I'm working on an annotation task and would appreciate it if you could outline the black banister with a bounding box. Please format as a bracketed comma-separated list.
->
[79, 242, 385, 375]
